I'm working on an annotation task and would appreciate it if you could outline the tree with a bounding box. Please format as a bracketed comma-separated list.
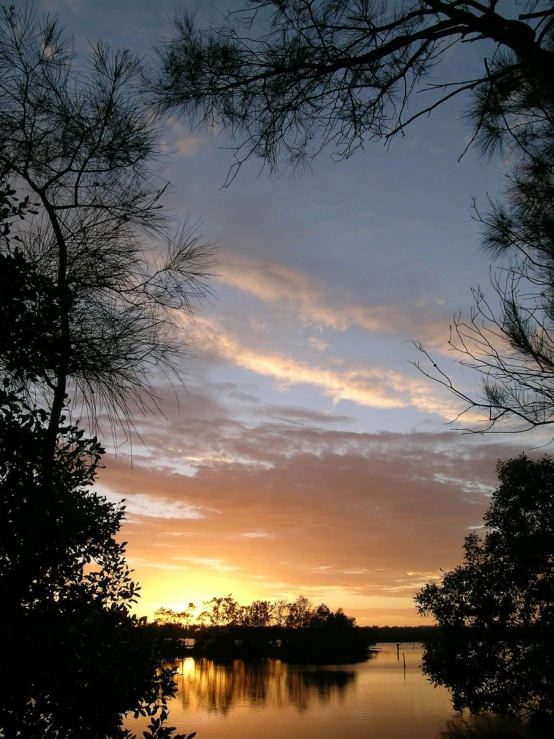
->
[420, 631, 554, 730]
[0, 237, 194, 738]
[416, 455, 554, 629]
[151, 0, 554, 179]
[0, 380, 190, 739]
[415, 455, 554, 729]
[0, 6, 207, 735]
[155, 603, 198, 628]
[414, 138, 554, 434]
[0, 5, 215, 490]
[199, 594, 241, 626]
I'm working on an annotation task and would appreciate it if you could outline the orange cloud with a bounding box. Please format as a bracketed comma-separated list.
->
[99, 400, 522, 625]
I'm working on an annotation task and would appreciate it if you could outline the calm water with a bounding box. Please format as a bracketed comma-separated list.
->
[126, 644, 457, 738]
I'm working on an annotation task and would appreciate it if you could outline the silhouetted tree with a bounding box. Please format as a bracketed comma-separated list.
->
[199, 594, 241, 626]
[0, 165, 37, 240]
[155, 603, 198, 628]
[0, 380, 190, 738]
[0, 239, 195, 737]
[416, 455, 554, 629]
[421, 633, 554, 732]
[285, 595, 314, 628]
[0, 5, 214, 491]
[0, 6, 206, 735]
[415, 455, 554, 731]
[415, 138, 554, 434]
[243, 599, 273, 627]
[157, 594, 368, 662]
[152, 0, 554, 178]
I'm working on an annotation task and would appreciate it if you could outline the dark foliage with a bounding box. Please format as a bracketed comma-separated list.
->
[416, 456, 554, 630]
[415, 130, 554, 434]
[416, 455, 554, 732]
[0, 382, 185, 738]
[0, 121, 192, 739]
[151, 0, 554, 178]
[422, 631, 554, 734]
[0, 249, 61, 383]
[153, 595, 370, 664]
[0, 4, 214, 451]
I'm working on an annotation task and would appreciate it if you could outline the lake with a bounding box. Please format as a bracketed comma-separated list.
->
[125, 643, 458, 738]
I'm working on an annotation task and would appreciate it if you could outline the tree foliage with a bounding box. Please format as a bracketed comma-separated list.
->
[415, 131, 554, 433]
[416, 455, 554, 629]
[153, 595, 365, 664]
[421, 633, 554, 731]
[152, 0, 554, 179]
[415, 455, 554, 729]
[0, 379, 193, 738]
[0, 6, 208, 736]
[0, 246, 190, 737]
[156, 594, 356, 629]
[0, 4, 215, 458]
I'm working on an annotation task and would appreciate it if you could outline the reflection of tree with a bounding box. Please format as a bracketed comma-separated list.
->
[302, 670, 355, 702]
[422, 633, 554, 735]
[174, 659, 356, 716]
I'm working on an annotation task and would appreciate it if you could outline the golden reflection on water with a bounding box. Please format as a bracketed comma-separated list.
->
[126, 645, 456, 739]
[176, 657, 356, 715]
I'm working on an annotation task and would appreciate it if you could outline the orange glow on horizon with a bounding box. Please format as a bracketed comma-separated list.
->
[128, 564, 434, 627]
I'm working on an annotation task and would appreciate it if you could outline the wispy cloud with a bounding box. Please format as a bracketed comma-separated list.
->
[110, 493, 206, 520]
[176, 134, 208, 158]
[195, 318, 405, 409]
[190, 317, 470, 419]
[216, 258, 450, 345]
[163, 116, 210, 158]
[174, 557, 239, 572]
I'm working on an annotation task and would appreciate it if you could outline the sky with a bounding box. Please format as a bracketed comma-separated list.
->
[32, 0, 548, 626]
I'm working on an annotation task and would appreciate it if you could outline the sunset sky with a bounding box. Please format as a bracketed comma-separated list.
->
[37, 0, 548, 626]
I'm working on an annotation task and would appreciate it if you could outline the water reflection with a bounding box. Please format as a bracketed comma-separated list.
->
[175, 658, 357, 715]
[422, 634, 554, 736]
[126, 646, 455, 739]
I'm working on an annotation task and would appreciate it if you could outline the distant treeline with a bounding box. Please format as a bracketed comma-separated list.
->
[154, 594, 356, 629]
[149, 595, 371, 664]
[152, 597, 437, 644]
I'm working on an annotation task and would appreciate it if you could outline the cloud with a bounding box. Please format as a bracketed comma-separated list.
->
[308, 336, 330, 352]
[100, 408, 526, 624]
[163, 116, 210, 158]
[189, 317, 472, 420]
[257, 405, 354, 426]
[176, 134, 208, 158]
[193, 318, 404, 409]
[216, 257, 450, 346]
[104, 492, 206, 520]
[175, 557, 239, 572]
